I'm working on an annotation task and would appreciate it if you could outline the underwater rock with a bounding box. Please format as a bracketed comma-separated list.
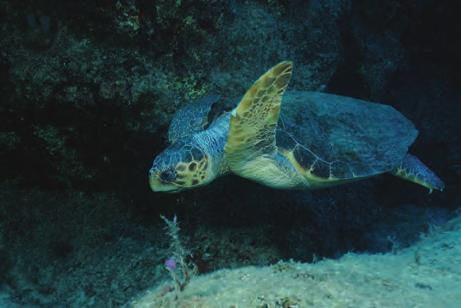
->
[0, 0, 350, 189]
[132, 214, 461, 307]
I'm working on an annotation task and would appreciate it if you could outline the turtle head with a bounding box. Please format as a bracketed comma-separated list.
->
[149, 139, 213, 193]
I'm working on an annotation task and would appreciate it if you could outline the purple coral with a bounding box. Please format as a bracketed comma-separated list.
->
[164, 257, 177, 270]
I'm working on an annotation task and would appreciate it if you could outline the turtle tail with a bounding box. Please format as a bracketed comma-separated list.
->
[391, 154, 445, 193]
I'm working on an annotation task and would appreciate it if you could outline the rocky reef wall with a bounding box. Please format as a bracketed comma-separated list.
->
[0, 0, 460, 306]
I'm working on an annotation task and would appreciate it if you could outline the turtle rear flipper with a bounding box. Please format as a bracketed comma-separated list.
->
[224, 61, 292, 177]
[391, 154, 445, 192]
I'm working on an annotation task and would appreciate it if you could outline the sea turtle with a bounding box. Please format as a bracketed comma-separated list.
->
[149, 61, 444, 193]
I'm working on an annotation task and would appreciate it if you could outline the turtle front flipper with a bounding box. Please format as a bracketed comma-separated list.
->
[168, 95, 221, 143]
[391, 154, 445, 193]
[224, 61, 293, 179]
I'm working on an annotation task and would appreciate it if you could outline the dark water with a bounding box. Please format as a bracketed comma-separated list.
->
[1, 0, 460, 306]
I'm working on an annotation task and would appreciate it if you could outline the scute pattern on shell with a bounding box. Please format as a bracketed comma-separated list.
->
[276, 91, 418, 179]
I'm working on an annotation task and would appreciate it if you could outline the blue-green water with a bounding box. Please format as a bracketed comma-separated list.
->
[0, 1, 460, 306]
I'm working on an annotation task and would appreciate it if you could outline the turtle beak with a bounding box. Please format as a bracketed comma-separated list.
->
[148, 171, 159, 192]
[148, 168, 180, 193]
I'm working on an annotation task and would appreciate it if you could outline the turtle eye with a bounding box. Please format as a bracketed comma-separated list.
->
[159, 169, 176, 182]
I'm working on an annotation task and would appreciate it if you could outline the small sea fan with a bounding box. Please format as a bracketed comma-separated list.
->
[161, 215, 197, 293]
